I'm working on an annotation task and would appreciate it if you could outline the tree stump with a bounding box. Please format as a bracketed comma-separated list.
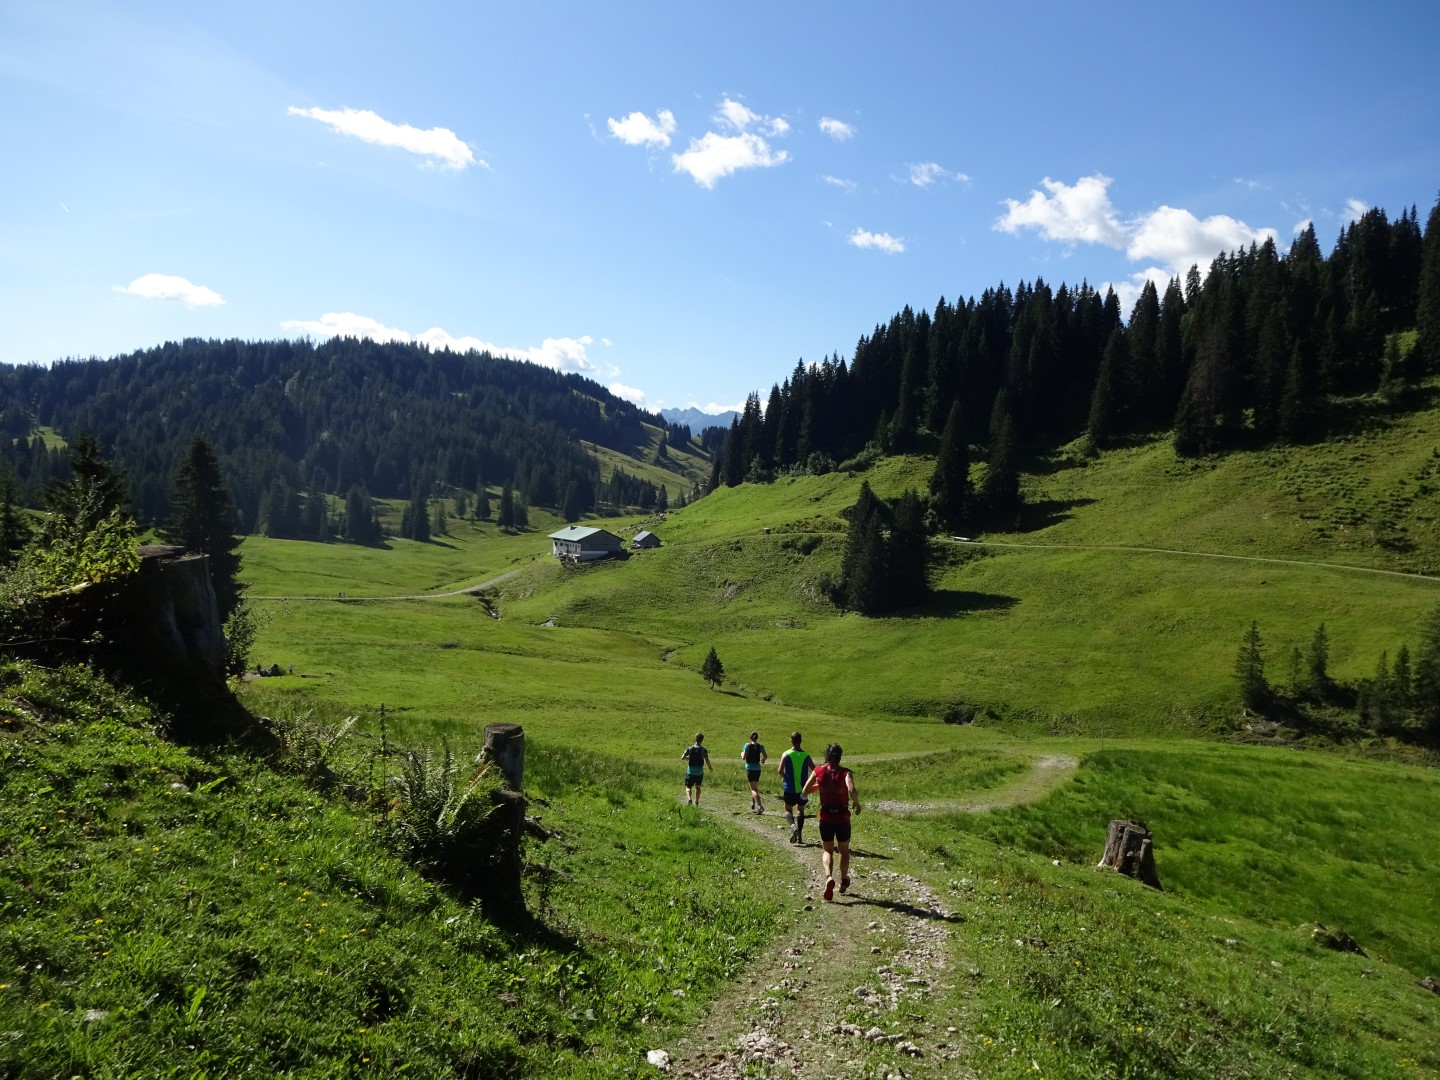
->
[1097, 819, 1163, 890]
[480, 723, 525, 791]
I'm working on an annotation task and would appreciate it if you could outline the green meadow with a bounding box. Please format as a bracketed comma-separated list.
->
[8, 416, 1439, 1076]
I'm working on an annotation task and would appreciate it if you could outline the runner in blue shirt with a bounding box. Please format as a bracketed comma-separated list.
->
[740, 731, 768, 814]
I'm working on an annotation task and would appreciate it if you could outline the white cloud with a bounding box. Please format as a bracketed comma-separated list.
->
[669, 97, 791, 188]
[820, 174, 857, 191]
[279, 313, 601, 376]
[1293, 218, 1313, 234]
[996, 174, 1127, 246]
[113, 273, 224, 309]
[848, 228, 905, 254]
[1234, 177, 1263, 190]
[1126, 205, 1278, 272]
[1104, 266, 1174, 318]
[673, 131, 788, 188]
[717, 98, 760, 131]
[997, 173, 1277, 276]
[819, 117, 854, 141]
[1344, 197, 1369, 222]
[288, 106, 479, 170]
[607, 109, 677, 147]
[906, 162, 968, 188]
[609, 382, 646, 405]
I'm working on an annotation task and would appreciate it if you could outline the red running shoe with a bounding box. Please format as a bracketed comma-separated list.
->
[823, 878, 835, 902]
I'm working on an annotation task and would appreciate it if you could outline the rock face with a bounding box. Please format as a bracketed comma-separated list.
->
[129, 546, 226, 675]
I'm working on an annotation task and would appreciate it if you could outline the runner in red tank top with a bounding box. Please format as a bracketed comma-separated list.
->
[801, 743, 862, 901]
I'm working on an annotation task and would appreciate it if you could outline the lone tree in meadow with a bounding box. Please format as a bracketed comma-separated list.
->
[159, 436, 244, 619]
[1235, 620, 1269, 710]
[700, 647, 725, 689]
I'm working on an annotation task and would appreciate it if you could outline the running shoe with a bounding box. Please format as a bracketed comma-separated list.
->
[823, 878, 835, 902]
[840, 875, 851, 894]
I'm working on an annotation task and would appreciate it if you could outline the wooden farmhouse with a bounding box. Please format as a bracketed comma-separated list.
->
[548, 525, 623, 564]
[631, 530, 660, 549]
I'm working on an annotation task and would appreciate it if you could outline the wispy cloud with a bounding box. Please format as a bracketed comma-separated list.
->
[820, 174, 857, 191]
[607, 109, 677, 147]
[288, 106, 480, 170]
[112, 273, 224, 309]
[1343, 197, 1369, 222]
[279, 313, 602, 376]
[819, 117, 854, 140]
[995, 173, 1277, 277]
[609, 382, 646, 405]
[671, 97, 789, 188]
[906, 162, 968, 188]
[848, 228, 905, 254]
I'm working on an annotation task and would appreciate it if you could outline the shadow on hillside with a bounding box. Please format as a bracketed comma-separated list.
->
[898, 590, 1017, 619]
[1311, 384, 1440, 442]
[1013, 496, 1097, 532]
[427, 538, 459, 549]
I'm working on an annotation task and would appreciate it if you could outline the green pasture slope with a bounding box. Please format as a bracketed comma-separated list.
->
[224, 404, 1440, 1074]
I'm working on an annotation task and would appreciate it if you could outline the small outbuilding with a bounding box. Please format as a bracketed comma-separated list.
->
[631, 530, 661, 550]
[548, 525, 623, 563]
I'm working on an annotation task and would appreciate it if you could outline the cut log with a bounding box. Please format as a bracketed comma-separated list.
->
[1097, 819, 1163, 890]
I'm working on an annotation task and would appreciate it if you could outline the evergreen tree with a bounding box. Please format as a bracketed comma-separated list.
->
[1307, 623, 1331, 699]
[476, 487, 492, 522]
[158, 437, 244, 619]
[928, 400, 969, 530]
[1235, 620, 1269, 710]
[982, 391, 1020, 511]
[561, 482, 582, 524]
[656, 484, 669, 513]
[44, 433, 128, 533]
[886, 489, 931, 609]
[513, 492, 529, 530]
[838, 481, 885, 614]
[497, 482, 515, 529]
[431, 499, 446, 537]
[1411, 605, 1440, 736]
[1087, 328, 1126, 449]
[1393, 643, 1413, 708]
[1416, 193, 1440, 373]
[0, 466, 31, 568]
[700, 646, 725, 689]
[342, 485, 381, 545]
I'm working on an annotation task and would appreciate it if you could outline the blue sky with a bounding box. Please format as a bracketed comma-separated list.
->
[3, 1, 1439, 416]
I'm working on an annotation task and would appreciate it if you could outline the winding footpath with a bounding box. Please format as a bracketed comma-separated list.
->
[667, 752, 1074, 1079]
[249, 569, 520, 603]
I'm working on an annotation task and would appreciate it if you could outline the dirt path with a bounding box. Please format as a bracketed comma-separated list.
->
[870, 754, 1079, 815]
[665, 753, 1075, 1077]
[249, 569, 519, 602]
[668, 805, 964, 1079]
[957, 538, 1440, 584]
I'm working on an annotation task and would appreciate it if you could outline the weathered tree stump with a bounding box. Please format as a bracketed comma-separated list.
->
[478, 724, 527, 916]
[480, 723, 525, 791]
[1097, 819, 1163, 890]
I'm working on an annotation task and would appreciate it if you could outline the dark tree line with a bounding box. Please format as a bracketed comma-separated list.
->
[712, 196, 1440, 518]
[0, 336, 698, 532]
[834, 482, 930, 614]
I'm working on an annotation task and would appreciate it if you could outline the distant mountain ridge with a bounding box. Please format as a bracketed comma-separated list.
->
[660, 406, 740, 432]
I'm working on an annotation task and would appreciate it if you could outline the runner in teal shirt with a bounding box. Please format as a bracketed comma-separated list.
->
[741, 732, 768, 814]
[681, 732, 712, 806]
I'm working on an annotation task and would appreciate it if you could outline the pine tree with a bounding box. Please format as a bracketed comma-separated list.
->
[1411, 606, 1440, 736]
[44, 433, 128, 532]
[158, 437, 244, 619]
[1416, 193, 1440, 373]
[1307, 623, 1331, 700]
[1235, 621, 1269, 710]
[475, 487, 491, 522]
[0, 466, 31, 567]
[927, 400, 969, 530]
[700, 646, 725, 689]
[886, 489, 930, 609]
[1087, 328, 1126, 449]
[497, 482, 515, 529]
[982, 391, 1020, 511]
[656, 484, 669, 513]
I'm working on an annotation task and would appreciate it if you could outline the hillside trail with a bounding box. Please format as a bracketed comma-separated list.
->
[665, 753, 1072, 1078]
[956, 538, 1440, 583]
[249, 568, 519, 602]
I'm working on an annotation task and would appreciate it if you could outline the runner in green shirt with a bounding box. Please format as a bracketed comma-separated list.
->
[777, 731, 814, 844]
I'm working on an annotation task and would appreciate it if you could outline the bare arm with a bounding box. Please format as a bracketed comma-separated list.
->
[846, 771, 861, 814]
[801, 771, 820, 796]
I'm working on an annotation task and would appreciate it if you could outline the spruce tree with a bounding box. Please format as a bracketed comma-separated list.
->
[928, 400, 969, 530]
[1411, 605, 1440, 736]
[497, 483, 515, 529]
[44, 433, 128, 532]
[700, 647, 725, 688]
[0, 466, 31, 568]
[1307, 623, 1331, 700]
[1087, 328, 1125, 449]
[1235, 621, 1269, 710]
[158, 437, 244, 619]
[1416, 193, 1440, 373]
[982, 391, 1020, 511]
